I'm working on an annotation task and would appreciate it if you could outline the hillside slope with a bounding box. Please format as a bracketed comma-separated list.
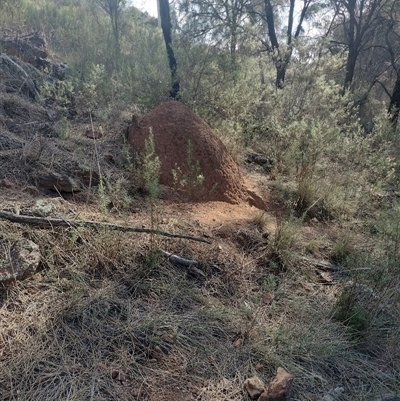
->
[0, 32, 399, 401]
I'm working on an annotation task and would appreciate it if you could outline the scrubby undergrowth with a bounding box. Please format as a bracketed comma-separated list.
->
[0, 1, 399, 400]
[0, 186, 399, 400]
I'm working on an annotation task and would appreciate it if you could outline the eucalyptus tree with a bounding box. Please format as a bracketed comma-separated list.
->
[159, 0, 180, 99]
[331, 0, 400, 127]
[385, 10, 400, 127]
[93, 0, 126, 64]
[378, 0, 400, 127]
[247, 0, 320, 88]
[329, 0, 387, 91]
[178, 0, 252, 63]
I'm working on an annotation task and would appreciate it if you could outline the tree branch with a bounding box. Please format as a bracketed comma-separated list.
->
[375, 79, 392, 99]
[159, 249, 199, 266]
[0, 210, 212, 244]
[294, 0, 312, 39]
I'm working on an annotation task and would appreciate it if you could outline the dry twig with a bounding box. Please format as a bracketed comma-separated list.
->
[0, 210, 212, 244]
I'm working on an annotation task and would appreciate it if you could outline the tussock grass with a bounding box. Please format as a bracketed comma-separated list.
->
[0, 222, 258, 400]
[1, 210, 399, 401]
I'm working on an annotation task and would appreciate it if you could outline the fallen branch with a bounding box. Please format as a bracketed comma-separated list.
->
[159, 249, 199, 267]
[374, 396, 400, 401]
[0, 210, 211, 244]
[299, 256, 340, 271]
[159, 249, 206, 279]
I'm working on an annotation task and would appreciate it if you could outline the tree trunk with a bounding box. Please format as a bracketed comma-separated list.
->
[264, 0, 285, 88]
[275, 62, 287, 89]
[275, 48, 293, 89]
[343, 0, 357, 90]
[159, 0, 180, 99]
[111, 6, 121, 69]
[341, 0, 381, 92]
[343, 44, 357, 90]
[230, 27, 237, 62]
[263, 0, 304, 89]
[264, 0, 279, 50]
[389, 73, 400, 129]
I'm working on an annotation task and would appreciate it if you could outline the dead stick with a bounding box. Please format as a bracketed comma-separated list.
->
[159, 249, 206, 278]
[159, 249, 199, 266]
[0, 210, 211, 244]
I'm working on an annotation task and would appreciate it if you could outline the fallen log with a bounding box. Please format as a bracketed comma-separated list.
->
[159, 249, 199, 267]
[0, 210, 211, 244]
[159, 249, 206, 278]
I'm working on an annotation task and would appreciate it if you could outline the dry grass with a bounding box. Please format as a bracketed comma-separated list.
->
[0, 219, 256, 401]
[0, 84, 399, 401]
[0, 201, 399, 401]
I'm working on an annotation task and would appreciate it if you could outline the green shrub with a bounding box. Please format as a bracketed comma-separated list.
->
[268, 216, 301, 270]
[130, 129, 161, 200]
[172, 140, 205, 194]
[334, 286, 371, 340]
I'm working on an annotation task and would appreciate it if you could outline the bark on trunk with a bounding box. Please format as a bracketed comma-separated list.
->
[389, 73, 400, 129]
[343, 47, 357, 90]
[159, 0, 180, 99]
[343, 0, 357, 90]
[275, 63, 287, 89]
[263, 0, 304, 89]
[264, 0, 279, 50]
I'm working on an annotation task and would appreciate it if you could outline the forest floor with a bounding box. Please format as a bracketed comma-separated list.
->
[0, 51, 399, 401]
[0, 156, 399, 401]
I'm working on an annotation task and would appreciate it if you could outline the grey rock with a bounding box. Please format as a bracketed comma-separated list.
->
[36, 171, 81, 193]
[0, 239, 41, 284]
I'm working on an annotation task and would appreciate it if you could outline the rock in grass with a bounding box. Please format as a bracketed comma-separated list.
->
[37, 171, 80, 192]
[0, 239, 41, 285]
[321, 387, 344, 401]
[31, 199, 55, 217]
[258, 367, 294, 401]
[244, 376, 266, 398]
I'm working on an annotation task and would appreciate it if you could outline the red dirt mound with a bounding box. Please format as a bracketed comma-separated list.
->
[128, 101, 263, 205]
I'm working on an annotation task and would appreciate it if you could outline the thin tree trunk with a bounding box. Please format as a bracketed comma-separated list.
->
[343, 46, 357, 90]
[275, 48, 292, 89]
[111, 8, 121, 70]
[389, 73, 400, 129]
[264, 0, 285, 88]
[342, 0, 357, 90]
[275, 63, 287, 89]
[159, 0, 180, 99]
[263, 0, 302, 89]
[264, 0, 279, 50]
